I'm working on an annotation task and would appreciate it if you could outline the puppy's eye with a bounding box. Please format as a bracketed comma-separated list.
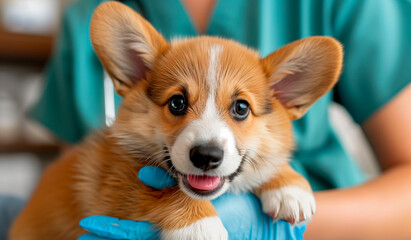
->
[168, 95, 187, 115]
[230, 100, 250, 121]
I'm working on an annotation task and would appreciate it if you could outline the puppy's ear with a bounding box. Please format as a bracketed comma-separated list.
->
[90, 2, 168, 96]
[261, 37, 343, 120]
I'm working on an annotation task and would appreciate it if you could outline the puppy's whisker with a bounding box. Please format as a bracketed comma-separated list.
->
[169, 187, 182, 199]
[244, 149, 267, 168]
[145, 150, 167, 162]
[243, 155, 257, 171]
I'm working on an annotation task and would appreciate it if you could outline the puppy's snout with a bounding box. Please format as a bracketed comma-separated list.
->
[189, 145, 224, 171]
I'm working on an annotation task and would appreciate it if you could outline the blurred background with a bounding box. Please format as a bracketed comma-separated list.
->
[0, 0, 379, 202]
[0, 0, 74, 199]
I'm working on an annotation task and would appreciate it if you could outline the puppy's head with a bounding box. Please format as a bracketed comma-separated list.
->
[90, 2, 342, 200]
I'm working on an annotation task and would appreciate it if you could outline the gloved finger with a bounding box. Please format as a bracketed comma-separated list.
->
[138, 166, 177, 190]
[212, 193, 306, 240]
[213, 193, 266, 239]
[79, 216, 160, 240]
[78, 233, 113, 240]
[275, 221, 306, 240]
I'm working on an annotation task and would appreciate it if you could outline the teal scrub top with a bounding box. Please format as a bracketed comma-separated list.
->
[31, 0, 411, 191]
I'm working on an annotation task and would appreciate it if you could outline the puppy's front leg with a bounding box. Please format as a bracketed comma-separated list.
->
[137, 188, 227, 240]
[254, 164, 316, 224]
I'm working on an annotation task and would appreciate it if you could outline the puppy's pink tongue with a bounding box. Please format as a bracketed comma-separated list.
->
[187, 175, 220, 191]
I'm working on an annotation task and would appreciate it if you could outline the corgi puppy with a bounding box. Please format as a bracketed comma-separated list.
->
[10, 2, 343, 239]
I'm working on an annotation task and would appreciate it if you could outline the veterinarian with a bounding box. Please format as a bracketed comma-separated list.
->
[2, 0, 410, 239]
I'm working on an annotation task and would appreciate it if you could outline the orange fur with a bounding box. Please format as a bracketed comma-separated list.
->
[254, 164, 313, 194]
[10, 2, 343, 239]
[10, 149, 86, 239]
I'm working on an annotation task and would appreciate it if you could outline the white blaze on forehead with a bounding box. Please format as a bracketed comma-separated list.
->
[202, 45, 223, 122]
[207, 45, 223, 94]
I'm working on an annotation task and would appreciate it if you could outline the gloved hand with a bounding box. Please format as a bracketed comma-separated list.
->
[78, 167, 306, 240]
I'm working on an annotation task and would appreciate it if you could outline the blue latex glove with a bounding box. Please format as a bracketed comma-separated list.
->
[78, 167, 305, 240]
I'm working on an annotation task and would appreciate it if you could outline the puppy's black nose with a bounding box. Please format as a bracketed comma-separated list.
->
[189, 145, 224, 171]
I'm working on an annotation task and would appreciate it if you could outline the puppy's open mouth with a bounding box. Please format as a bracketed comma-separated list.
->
[181, 174, 225, 196]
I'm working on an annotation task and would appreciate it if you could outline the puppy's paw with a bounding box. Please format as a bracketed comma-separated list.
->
[260, 186, 316, 224]
[162, 216, 228, 240]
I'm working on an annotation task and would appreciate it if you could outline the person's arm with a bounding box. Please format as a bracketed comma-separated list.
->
[305, 84, 411, 240]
